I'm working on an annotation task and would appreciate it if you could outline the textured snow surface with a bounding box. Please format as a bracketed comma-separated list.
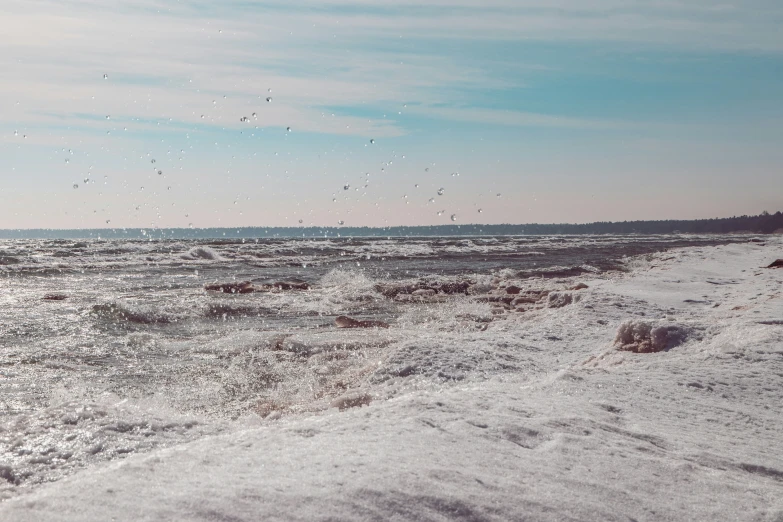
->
[2, 240, 782, 521]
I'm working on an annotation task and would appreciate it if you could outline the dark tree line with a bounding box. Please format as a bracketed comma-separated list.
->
[1, 211, 781, 239]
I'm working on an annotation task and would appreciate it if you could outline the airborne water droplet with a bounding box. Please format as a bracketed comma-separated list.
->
[437, 188, 444, 196]
[151, 159, 156, 164]
[429, 198, 435, 203]
[298, 219, 303, 224]
[370, 139, 375, 144]
[266, 97, 272, 103]
[437, 210, 444, 216]
[478, 208, 483, 213]
[73, 184, 79, 189]
[103, 74, 108, 79]
[105, 115, 110, 120]
[106, 219, 111, 224]
[286, 127, 291, 132]
[343, 184, 350, 190]
[450, 214, 457, 221]
[337, 220, 344, 225]
[496, 193, 501, 198]
[157, 170, 162, 175]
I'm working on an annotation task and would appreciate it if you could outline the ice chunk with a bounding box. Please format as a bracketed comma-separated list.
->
[614, 320, 688, 353]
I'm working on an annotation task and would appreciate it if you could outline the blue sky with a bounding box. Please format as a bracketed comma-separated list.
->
[1, 0, 782, 228]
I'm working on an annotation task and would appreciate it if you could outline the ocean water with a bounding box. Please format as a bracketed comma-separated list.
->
[0, 234, 746, 498]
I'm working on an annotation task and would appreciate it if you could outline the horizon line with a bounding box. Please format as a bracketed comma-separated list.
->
[1, 210, 780, 233]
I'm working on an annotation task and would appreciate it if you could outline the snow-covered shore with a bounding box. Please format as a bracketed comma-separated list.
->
[2, 239, 781, 521]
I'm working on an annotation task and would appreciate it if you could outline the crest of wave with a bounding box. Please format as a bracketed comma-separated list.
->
[622, 251, 678, 272]
[208, 329, 390, 419]
[96, 242, 158, 255]
[91, 302, 175, 325]
[396, 297, 494, 333]
[318, 269, 381, 303]
[181, 246, 223, 261]
[252, 269, 382, 316]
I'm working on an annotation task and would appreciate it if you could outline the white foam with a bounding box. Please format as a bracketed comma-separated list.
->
[180, 246, 223, 261]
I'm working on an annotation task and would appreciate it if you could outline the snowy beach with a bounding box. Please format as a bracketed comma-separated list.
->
[1, 237, 782, 521]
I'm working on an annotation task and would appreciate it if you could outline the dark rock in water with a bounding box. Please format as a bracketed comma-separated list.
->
[571, 283, 589, 290]
[0, 256, 21, 265]
[253, 281, 310, 292]
[216, 279, 310, 293]
[374, 280, 471, 299]
[205, 303, 270, 318]
[766, 259, 783, 268]
[335, 315, 389, 329]
[438, 281, 471, 295]
[505, 286, 522, 295]
[374, 284, 416, 298]
[270, 281, 309, 291]
[204, 281, 255, 294]
[516, 266, 599, 279]
[43, 294, 68, 301]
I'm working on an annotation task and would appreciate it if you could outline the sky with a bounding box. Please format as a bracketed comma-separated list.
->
[1, 0, 782, 229]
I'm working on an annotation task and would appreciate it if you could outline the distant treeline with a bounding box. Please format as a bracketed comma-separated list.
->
[1, 212, 781, 239]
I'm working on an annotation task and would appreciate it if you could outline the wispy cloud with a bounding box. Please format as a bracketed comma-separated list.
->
[409, 106, 631, 129]
[3, 0, 781, 145]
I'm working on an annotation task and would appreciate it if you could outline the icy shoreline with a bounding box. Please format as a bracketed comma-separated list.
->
[2, 239, 782, 521]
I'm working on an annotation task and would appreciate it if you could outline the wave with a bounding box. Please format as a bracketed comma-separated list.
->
[514, 264, 603, 279]
[91, 303, 173, 325]
[181, 246, 224, 261]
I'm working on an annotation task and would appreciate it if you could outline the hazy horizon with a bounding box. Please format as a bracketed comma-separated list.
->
[1, 211, 779, 241]
[2, 0, 782, 229]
